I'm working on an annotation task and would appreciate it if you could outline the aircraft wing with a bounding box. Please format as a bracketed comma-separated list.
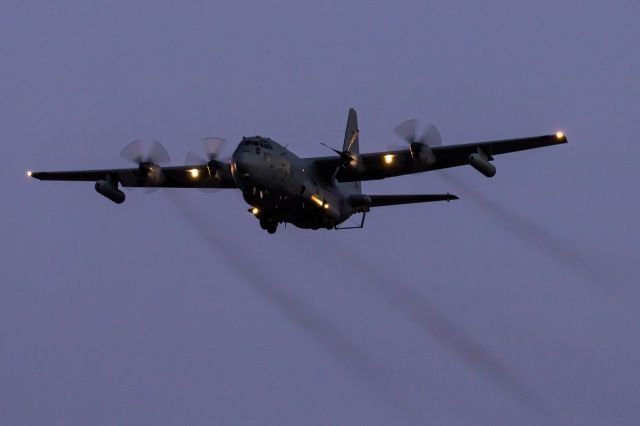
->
[30, 163, 237, 189]
[310, 133, 567, 182]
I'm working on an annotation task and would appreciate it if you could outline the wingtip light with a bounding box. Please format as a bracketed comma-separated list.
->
[555, 131, 565, 140]
[27, 170, 33, 177]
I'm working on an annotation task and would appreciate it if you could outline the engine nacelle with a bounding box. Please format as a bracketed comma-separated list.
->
[341, 152, 366, 173]
[206, 161, 222, 182]
[95, 180, 125, 204]
[138, 162, 165, 185]
[468, 153, 496, 177]
[410, 143, 437, 167]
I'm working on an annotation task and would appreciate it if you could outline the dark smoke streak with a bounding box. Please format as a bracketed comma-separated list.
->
[437, 172, 609, 286]
[163, 190, 379, 382]
[345, 254, 557, 421]
[166, 189, 556, 419]
[282, 232, 559, 421]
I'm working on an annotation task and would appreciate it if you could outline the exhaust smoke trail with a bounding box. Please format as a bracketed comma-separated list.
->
[282, 231, 558, 421]
[166, 189, 558, 420]
[163, 190, 379, 382]
[345, 254, 557, 421]
[437, 172, 609, 286]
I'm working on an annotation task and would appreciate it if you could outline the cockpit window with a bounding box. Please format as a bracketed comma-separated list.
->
[242, 138, 273, 150]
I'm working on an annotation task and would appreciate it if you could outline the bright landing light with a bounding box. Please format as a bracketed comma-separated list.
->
[252, 207, 259, 215]
[555, 131, 565, 139]
[384, 154, 395, 164]
[27, 170, 33, 177]
[189, 168, 200, 178]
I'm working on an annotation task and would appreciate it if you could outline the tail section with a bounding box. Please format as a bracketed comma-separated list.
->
[343, 108, 359, 154]
[343, 107, 361, 193]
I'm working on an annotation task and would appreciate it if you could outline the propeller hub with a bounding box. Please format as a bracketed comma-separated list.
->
[184, 137, 227, 193]
[409, 142, 422, 158]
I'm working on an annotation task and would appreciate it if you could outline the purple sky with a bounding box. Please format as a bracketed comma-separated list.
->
[2, 1, 639, 424]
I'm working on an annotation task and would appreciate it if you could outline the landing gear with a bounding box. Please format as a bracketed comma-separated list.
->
[259, 217, 278, 234]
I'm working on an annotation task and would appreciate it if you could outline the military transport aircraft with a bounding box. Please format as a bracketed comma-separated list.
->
[28, 108, 567, 234]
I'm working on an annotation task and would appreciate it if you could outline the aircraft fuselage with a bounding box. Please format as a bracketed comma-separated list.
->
[230, 136, 362, 231]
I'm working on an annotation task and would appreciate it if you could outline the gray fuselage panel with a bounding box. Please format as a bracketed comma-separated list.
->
[231, 136, 361, 229]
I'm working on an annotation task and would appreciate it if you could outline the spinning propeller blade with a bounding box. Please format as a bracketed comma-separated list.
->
[185, 137, 227, 193]
[119, 139, 171, 192]
[393, 119, 442, 147]
[120, 139, 170, 165]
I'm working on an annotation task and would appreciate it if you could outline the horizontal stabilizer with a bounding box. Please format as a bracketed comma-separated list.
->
[369, 193, 458, 207]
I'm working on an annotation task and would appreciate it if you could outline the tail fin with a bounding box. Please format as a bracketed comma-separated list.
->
[343, 107, 361, 193]
[343, 107, 359, 154]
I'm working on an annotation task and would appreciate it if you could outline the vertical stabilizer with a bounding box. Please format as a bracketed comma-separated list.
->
[342, 107, 361, 193]
[343, 107, 359, 154]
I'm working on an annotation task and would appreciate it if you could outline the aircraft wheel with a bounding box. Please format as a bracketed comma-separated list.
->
[266, 222, 277, 234]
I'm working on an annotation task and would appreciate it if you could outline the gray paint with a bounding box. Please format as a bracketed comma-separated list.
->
[2, 1, 639, 425]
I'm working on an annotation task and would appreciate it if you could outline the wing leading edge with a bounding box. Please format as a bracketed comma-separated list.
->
[310, 133, 567, 182]
[30, 163, 236, 189]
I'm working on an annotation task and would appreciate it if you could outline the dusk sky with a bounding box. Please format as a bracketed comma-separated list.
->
[2, 1, 639, 425]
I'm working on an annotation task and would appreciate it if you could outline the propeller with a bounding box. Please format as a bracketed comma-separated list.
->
[320, 128, 362, 177]
[320, 142, 363, 180]
[320, 142, 357, 163]
[185, 137, 225, 165]
[119, 139, 171, 192]
[120, 139, 171, 165]
[393, 119, 442, 159]
[185, 137, 226, 192]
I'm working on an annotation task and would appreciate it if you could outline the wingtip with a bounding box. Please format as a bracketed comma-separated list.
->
[26, 170, 43, 179]
[554, 131, 568, 143]
[27, 171, 44, 180]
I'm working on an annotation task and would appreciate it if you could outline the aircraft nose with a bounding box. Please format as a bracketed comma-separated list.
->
[234, 151, 251, 175]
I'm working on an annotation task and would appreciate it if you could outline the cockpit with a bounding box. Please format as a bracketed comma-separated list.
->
[241, 137, 274, 150]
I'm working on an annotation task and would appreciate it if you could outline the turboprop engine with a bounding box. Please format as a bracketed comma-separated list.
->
[119, 139, 171, 189]
[321, 143, 366, 175]
[393, 119, 440, 168]
[137, 162, 166, 185]
[410, 143, 437, 167]
[340, 151, 366, 173]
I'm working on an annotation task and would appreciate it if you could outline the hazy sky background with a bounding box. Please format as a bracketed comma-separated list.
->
[2, 1, 639, 425]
